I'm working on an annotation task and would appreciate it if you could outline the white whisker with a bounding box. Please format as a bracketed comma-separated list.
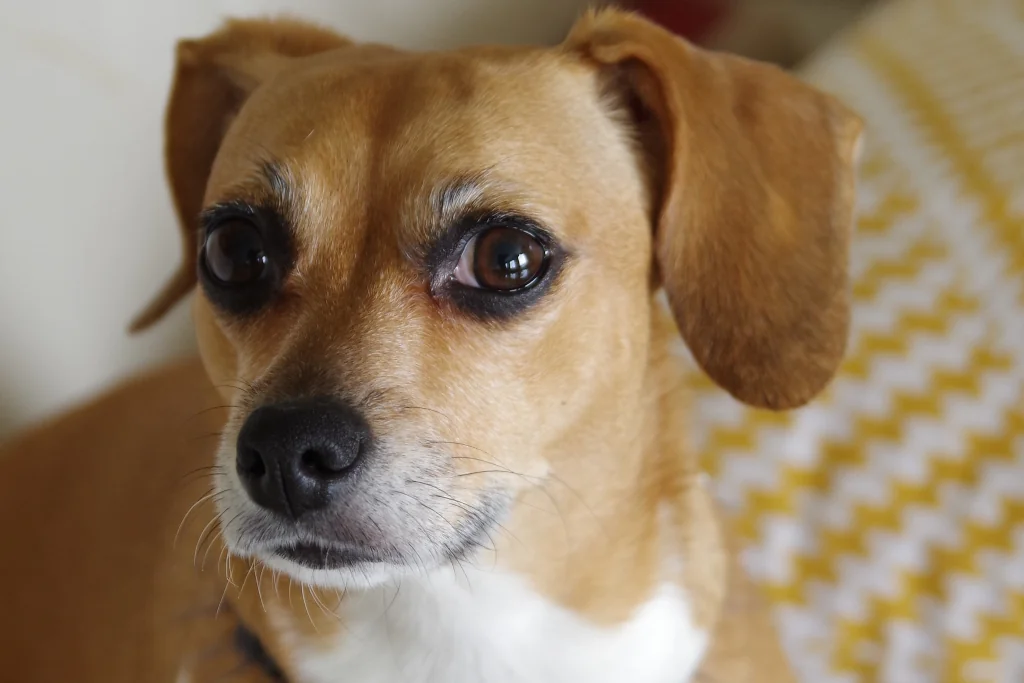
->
[255, 565, 268, 614]
[192, 515, 219, 569]
[174, 489, 220, 549]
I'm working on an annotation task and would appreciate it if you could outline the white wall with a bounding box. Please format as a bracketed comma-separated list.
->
[0, 0, 595, 438]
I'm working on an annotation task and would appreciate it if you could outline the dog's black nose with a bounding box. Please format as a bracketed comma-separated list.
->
[235, 398, 370, 519]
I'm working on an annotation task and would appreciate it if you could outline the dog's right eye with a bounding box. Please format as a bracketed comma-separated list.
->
[202, 220, 267, 286]
[197, 201, 292, 316]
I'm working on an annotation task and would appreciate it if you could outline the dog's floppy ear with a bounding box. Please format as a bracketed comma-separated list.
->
[130, 18, 350, 332]
[565, 9, 862, 410]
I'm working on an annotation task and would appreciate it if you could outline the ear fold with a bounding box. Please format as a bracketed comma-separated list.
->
[566, 10, 862, 410]
[129, 18, 351, 332]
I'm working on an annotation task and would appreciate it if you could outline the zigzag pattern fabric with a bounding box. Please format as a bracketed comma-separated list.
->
[686, 1, 1024, 681]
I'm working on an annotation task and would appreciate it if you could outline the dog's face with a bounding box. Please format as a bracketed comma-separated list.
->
[137, 12, 861, 587]
[195, 41, 659, 585]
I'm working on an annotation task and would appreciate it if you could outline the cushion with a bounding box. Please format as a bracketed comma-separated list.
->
[690, 0, 1024, 680]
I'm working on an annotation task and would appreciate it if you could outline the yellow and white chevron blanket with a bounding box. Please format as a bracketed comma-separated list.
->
[689, 1, 1024, 681]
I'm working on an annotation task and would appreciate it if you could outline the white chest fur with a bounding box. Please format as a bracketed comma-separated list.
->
[278, 567, 708, 683]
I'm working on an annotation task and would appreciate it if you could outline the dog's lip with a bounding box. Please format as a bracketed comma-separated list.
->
[263, 496, 505, 571]
[273, 542, 381, 569]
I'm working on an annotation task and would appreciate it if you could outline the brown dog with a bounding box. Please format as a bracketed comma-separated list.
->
[0, 8, 860, 682]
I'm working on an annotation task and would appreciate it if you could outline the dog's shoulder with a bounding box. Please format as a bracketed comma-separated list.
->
[0, 356, 224, 683]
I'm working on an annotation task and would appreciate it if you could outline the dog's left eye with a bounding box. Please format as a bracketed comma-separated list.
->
[453, 227, 549, 291]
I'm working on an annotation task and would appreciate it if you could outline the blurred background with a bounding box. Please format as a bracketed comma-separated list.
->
[0, 0, 871, 439]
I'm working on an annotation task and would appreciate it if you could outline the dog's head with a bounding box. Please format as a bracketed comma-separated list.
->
[136, 10, 860, 587]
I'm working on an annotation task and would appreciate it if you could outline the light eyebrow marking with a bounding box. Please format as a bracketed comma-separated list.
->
[432, 176, 487, 227]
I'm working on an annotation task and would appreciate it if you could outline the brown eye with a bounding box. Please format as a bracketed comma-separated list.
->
[454, 226, 548, 291]
[202, 220, 267, 285]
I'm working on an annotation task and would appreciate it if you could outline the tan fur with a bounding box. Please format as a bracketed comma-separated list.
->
[0, 8, 859, 682]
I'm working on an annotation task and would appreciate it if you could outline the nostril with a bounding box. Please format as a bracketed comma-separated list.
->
[299, 447, 355, 478]
[237, 446, 267, 479]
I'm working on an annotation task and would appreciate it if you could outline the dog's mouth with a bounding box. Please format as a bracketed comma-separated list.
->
[273, 541, 385, 569]
[259, 498, 502, 575]
[268, 525, 488, 571]
[222, 476, 510, 583]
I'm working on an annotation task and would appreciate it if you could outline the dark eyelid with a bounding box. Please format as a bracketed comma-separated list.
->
[198, 200, 294, 251]
[199, 201, 259, 236]
[424, 210, 552, 281]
